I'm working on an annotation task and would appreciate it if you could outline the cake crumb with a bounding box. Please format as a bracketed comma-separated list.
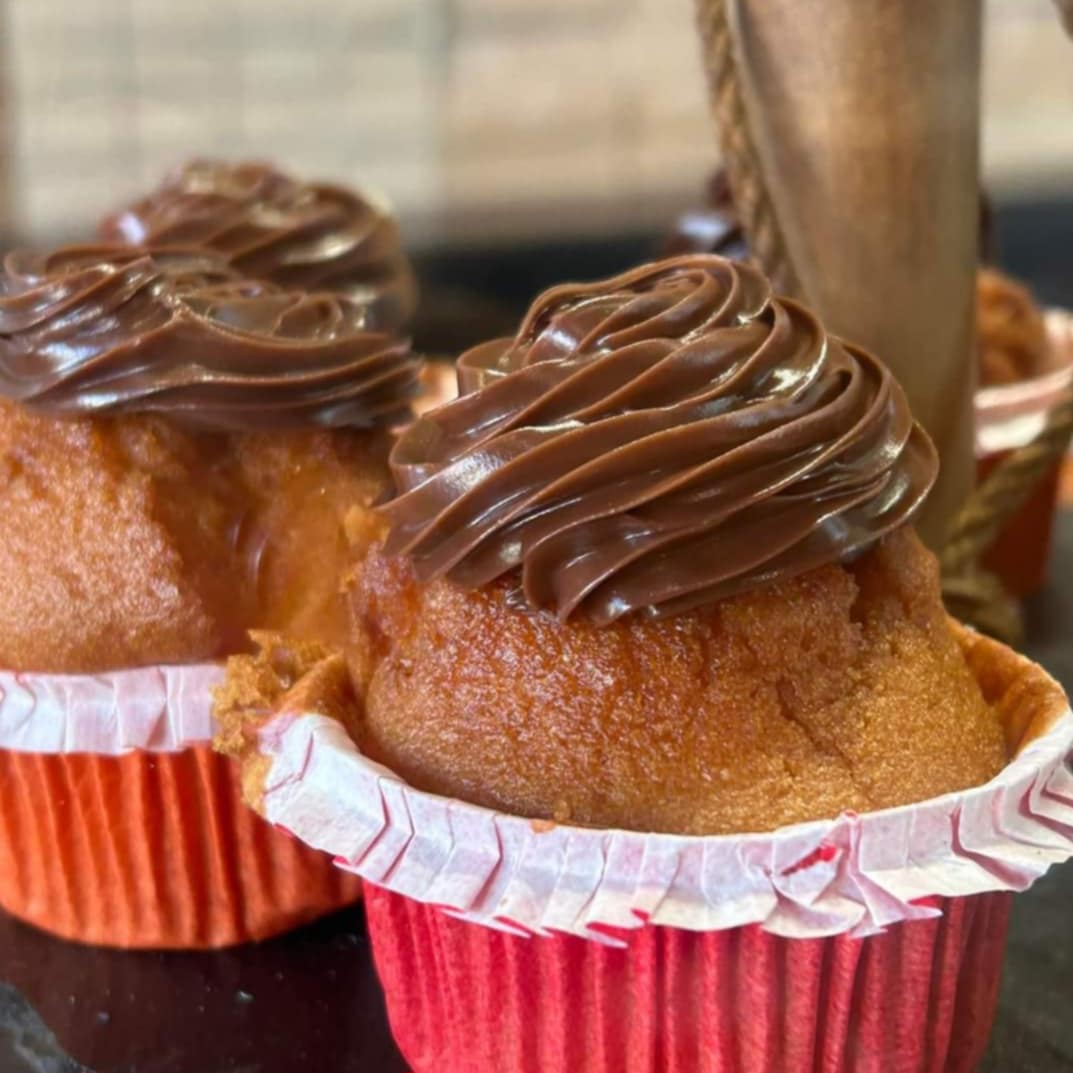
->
[214, 631, 359, 813]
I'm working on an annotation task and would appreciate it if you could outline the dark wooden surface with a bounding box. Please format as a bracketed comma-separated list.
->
[0, 501, 1070, 1073]
[0, 901, 406, 1073]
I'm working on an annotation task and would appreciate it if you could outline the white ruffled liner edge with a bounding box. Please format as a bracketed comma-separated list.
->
[0, 663, 226, 754]
[258, 706, 1073, 943]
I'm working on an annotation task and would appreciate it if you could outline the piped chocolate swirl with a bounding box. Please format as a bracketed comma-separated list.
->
[383, 255, 938, 623]
[0, 244, 419, 430]
[100, 160, 417, 335]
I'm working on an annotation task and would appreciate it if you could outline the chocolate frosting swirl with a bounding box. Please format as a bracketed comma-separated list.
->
[99, 160, 417, 335]
[0, 244, 419, 430]
[383, 255, 937, 623]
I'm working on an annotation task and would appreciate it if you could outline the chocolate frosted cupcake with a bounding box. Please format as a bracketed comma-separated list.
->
[0, 241, 419, 947]
[357, 254, 1003, 834]
[0, 243, 417, 667]
[216, 254, 1073, 1073]
[101, 159, 417, 335]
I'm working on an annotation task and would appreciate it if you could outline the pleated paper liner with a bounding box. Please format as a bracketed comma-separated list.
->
[245, 626, 1073, 1072]
[0, 663, 361, 949]
[366, 886, 1010, 1073]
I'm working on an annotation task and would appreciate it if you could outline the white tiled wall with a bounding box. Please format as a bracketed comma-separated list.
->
[1, 0, 713, 244]
[984, 0, 1073, 191]
[1, 0, 1071, 246]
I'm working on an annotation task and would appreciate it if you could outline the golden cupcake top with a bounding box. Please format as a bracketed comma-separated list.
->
[100, 159, 417, 335]
[0, 244, 420, 430]
[977, 266, 1048, 386]
[383, 254, 938, 622]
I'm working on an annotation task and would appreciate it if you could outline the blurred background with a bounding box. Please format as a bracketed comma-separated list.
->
[0, 0, 1070, 346]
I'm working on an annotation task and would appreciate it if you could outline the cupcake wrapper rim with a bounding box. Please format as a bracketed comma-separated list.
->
[255, 637, 1073, 943]
[0, 663, 224, 753]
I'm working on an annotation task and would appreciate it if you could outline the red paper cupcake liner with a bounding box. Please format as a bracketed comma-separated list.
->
[0, 744, 363, 949]
[0, 662, 361, 949]
[366, 884, 1010, 1073]
[245, 628, 1072, 1069]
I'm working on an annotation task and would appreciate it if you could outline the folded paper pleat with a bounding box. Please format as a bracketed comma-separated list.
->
[0, 663, 223, 754]
[365, 883, 1011, 1073]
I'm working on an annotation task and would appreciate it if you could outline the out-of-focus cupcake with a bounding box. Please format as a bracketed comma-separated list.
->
[0, 241, 420, 948]
[412, 360, 459, 417]
[975, 266, 1073, 596]
[216, 256, 1073, 1073]
[101, 159, 417, 336]
[976, 265, 1049, 386]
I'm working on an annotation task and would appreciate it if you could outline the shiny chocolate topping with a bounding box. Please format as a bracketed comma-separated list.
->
[383, 255, 937, 623]
[100, 160, 417, 335]
[0, 244, 419, 430]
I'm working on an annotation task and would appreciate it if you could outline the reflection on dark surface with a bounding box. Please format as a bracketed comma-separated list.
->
[0, 983, 82, 1073]
[0, 905, 405, 1073]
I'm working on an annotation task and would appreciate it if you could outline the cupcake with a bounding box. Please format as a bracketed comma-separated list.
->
[216, 256, 1073, 1072]
[976, 265, 1049, 387]
[100, 159, 417, 336]
[0, 241, 419, 947]
[359, 257, 1005, 833]
[975, 267, 1073, 597]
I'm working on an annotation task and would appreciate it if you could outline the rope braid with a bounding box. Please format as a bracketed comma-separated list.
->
[694, 0, 801, 298]
[940, 389, 1073, 640]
